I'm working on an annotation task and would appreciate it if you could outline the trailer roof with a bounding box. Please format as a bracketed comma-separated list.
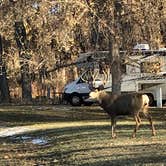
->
[77, 50, 166, 65]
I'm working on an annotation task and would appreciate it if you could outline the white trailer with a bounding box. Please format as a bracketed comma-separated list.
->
[63, 49, 166, 107]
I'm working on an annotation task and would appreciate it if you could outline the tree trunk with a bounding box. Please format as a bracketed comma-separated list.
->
[109, 38, 121, 95]
[0, 35, 10, 103]
[14, 21, 32, 103]
[20, 59, 32, 102]
[109, 0, 122, 95]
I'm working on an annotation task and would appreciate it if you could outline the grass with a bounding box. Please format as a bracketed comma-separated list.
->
[0, 105, 166, 165]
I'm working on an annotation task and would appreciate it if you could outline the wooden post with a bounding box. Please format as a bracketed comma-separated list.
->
[156, 87, 162, 108]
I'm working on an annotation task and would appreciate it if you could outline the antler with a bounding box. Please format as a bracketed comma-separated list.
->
[79, 62, 110, 91]
[102, 67, 110, 85]
[90, 69, 99, 84]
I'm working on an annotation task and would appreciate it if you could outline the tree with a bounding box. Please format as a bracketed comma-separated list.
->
[0, 0, 165, 102]
[109, 0, 122, 95]
[14, 21, 32, 102]
[0, 34, 10, 103]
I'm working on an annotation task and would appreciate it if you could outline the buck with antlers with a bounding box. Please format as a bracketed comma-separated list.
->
[88, 89, 156, 138]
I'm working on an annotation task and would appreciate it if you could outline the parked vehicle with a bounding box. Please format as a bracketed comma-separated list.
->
[63, 71, 104, 106]
[63, 47, 166, 106]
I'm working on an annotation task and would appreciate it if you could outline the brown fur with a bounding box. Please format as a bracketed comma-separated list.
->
[89, 90, 156, 138]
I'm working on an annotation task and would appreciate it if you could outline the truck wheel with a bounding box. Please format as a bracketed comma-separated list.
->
[70, 94, 82, 106]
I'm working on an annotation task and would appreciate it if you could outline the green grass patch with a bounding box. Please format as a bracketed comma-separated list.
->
[0, 106, 166, 165]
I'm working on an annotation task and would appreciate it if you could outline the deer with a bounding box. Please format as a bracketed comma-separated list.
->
[89, 89, 156, 138]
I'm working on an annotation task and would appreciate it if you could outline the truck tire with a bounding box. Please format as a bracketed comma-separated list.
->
[70, 94, 82, 106]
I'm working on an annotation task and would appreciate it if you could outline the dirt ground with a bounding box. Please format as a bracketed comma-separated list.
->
[0, 105, 166, 166]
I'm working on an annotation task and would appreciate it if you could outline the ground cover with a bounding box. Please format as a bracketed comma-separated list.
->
[0, 105, 165, 165]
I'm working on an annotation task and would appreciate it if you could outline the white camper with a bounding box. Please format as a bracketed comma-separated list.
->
[63, 48, 166, 107]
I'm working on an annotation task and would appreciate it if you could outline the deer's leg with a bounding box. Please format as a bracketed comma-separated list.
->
[111, 117, 117, 138]
[137, 113, 141, 124]
[143, 112, 156, 136]
[132, 114, 141, 138]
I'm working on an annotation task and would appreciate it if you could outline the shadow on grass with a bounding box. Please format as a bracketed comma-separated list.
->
[0, 106, 165, 127]
[0, 120, 166, 165]
[81, 155, 166, 166]
[0, 106, 165, 165]
[0, 106, 108, 126]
